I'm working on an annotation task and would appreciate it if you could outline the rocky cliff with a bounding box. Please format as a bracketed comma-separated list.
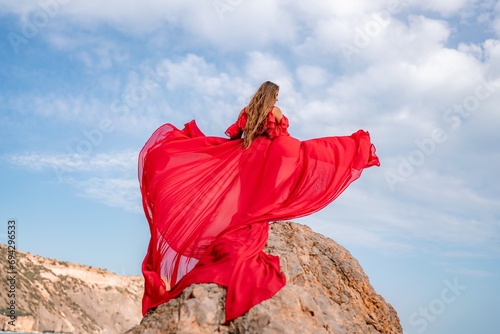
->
[126, 222, 402, 334]
[0, 244, 143, 333]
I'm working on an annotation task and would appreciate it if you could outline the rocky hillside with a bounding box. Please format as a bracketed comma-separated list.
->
[126, 222, 402, 334]
[0, 244, 143, 333]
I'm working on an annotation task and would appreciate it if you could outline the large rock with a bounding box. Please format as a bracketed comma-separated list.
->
[126, 222, 402, 334]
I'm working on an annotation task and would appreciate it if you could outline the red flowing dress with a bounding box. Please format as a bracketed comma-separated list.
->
[138, 109, 380, 321]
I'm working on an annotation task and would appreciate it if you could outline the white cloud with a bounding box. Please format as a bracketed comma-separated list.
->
[409, 0, 474, 16]
[47, 31, 130, 70]
[3, 87, 123, 128]
[157, 54, 233, 96]
[5, 151, 137, 172]
[439, 250, 493, 259]
[4, 150, 141, 212]
[444, 267, 496, 278]
[495, 2, 500, 36]
[458, 42, 485, 60]
[69, 177, 141, 213]
[388, 173, 499, 243]
[306, 216, 415, 253]
[2, 0, 482, 54]
[484, 38, 500, 76]
[244, 52, 294, 89]
[296, 65, 329, 87]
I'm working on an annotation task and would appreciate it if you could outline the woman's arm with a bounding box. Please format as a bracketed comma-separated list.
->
[238, 108, 246, 118]
[225, 108, 246, 139]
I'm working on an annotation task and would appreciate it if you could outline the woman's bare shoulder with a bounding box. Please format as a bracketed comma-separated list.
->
[271, 106, 283, 122]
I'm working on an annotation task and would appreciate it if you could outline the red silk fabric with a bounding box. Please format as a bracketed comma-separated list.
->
[138, 113, 380, 321]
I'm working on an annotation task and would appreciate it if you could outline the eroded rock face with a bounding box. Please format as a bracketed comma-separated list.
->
[126, 222, 402, 334]
[0, 244, 143, 334]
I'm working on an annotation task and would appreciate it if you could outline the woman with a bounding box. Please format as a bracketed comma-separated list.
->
[138, 81, 380, 322]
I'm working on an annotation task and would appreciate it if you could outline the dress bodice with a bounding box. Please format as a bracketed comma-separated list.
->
[225, 108, 290, 139]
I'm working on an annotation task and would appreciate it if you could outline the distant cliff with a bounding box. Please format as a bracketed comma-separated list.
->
[127, 222, 402, 334]
[0, 243, 143, 333]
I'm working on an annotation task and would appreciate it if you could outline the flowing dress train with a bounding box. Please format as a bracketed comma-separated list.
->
[138, 110, 380, 321]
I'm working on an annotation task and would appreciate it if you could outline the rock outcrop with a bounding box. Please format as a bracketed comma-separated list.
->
[126, 222, 402, 334]
[0, 244, 143, 333]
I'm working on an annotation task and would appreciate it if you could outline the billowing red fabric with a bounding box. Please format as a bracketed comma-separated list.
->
[138, 111, 380, 321]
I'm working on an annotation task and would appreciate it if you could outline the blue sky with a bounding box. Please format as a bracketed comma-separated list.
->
[1, 1, 499, 333]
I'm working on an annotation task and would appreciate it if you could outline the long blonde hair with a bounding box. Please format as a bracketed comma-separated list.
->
[243, 81, 279, 148]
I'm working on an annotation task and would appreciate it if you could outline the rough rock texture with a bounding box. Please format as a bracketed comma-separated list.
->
[126, 222, 402, 334]
[0, 244, 143, 333]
